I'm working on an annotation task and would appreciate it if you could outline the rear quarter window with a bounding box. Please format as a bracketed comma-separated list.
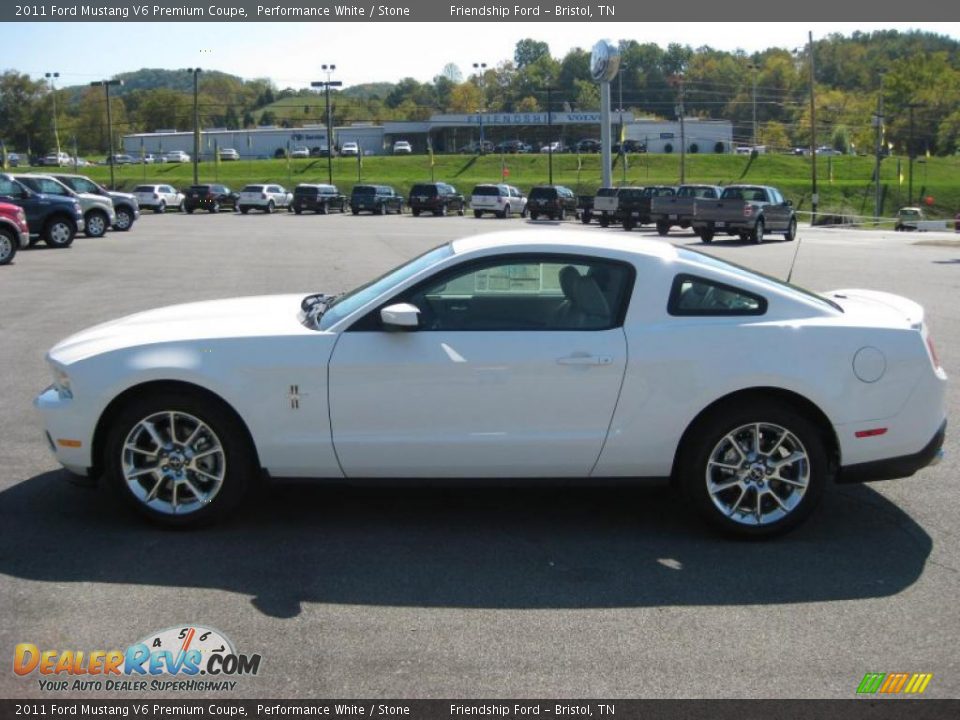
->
[668, 274, 767, 316]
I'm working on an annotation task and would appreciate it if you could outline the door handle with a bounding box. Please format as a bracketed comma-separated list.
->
[557, 354, 613, 366]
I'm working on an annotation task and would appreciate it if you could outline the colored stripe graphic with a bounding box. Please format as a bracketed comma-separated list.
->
[857, 672, 932, 694]
[857, 673, 885, 694]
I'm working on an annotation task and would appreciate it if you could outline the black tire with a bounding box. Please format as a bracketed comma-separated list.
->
[434, 204, 446, 217]
[473, 210, 482, 219]
[558, 208, 566, 221]
[0, 228, 16, 265]
[457, 206, 465, 216]
[85, 210, 109, 238]
[43, 216, 76, 248]
[503, 204, 512, 219]
[784, 217, 797, 242]
[520, 206, 528, 218]
[293, 207, 302, 215]
[581, 211, 592, 225]
[599, 215, 610, 228]
[185, 207, 195, 215]
[530, 211, 539, 220]
[210, 202, 220, 214]
[413, 209, 421, 217]
[623, 217, 634, 231]
[677, 397, 829, 538]
[752, 218, 765, 244]
[699, 229, 714, 243]
[239, 206, 249, 215]
[656, 221, 671, 236]
[114, 207, 134, 232]
[104, 390, 257, 528]
[266, 200, 275, 214]
[155, 201, 166, 214]
[319, 202, 328, 215]
[351, 208, 359, 215]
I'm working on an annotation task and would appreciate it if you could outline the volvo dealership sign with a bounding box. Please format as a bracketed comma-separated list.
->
[431, 112, 634, 126]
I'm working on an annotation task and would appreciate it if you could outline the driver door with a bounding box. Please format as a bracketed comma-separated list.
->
[328, 254, 633, 478]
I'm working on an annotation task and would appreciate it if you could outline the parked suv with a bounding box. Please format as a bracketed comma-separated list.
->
[134, 184, 184, 213]
[0, 172, 83, 248]
[17, 174, 116, 238]
[0, 201, 30, 265]
[350, 185, 404, 215]
[470, 184, 527, 218]
[53, 173, 140, 232]
[183, 184, 239, 214]
[408, 183, 465, 217]
[527, 185, 577, 220]
[292, 184, 347, 214]
[238, 184, 292, 214]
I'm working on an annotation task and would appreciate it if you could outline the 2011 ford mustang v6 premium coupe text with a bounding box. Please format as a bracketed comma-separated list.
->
[35, 231, 947, 536]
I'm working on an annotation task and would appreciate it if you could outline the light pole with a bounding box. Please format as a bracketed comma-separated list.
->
[311, 64, 342, 184]
[185, 68, 202, 184]
[747, 62, 758, 147]
[873, 72, 886, 220]
[906, 102, 924, 205]
[45, 72, 61, 159]
[807, 32, 818, 224]
[544, 85, 557, 185]
[673, 73, 686, 184]
[472, 62, 487, 154]
[617, 64, 629, 183]
[89, 79, 123, 189]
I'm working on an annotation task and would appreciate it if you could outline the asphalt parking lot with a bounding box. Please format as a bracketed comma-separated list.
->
[1, 211, 959, 699]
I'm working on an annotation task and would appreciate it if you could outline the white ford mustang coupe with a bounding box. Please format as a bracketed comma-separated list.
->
[36, 231, 946, 536]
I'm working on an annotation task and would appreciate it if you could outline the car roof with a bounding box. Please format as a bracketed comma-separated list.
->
[450, 229, 679, 262]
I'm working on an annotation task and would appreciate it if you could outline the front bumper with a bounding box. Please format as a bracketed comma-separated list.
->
[34, 385, 94, 476]
[17, 228, 29, 248]
[839, 420, 946, 483]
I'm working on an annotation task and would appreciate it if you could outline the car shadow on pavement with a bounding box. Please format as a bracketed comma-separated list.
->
[0, 471, 932, 619]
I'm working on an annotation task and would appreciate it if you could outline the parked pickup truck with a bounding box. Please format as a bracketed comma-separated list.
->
[581, 187, 621, 227]
[619, 186, 676, 231]
[650, 184, 723, 236]
[894, 207, 948, 232]
[691, 184, 797, 243]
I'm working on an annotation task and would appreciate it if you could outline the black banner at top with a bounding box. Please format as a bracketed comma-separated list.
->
[3, 0, 959, 22]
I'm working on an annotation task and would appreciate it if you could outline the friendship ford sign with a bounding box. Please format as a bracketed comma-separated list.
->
[431, 112, 635, 126]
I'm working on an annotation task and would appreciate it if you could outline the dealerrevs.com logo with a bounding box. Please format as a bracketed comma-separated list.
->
[13, 625, 261, 693]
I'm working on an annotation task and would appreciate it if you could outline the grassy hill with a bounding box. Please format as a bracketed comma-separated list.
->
[67, 152, 960, 220]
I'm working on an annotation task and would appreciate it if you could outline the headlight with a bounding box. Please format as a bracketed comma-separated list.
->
[52, 367, 72, 399]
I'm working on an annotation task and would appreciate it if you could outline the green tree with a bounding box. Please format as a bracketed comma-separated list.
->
[514, 39, 550, 69]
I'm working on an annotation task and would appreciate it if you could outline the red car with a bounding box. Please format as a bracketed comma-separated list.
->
[0, 200, 30, 265]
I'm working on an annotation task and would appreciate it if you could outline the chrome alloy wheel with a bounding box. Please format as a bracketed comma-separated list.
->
[121, 411, 226, 515]
[0, 233, 12, 262]
[49, 222, 72, 246]
[705, 422, 810, 526]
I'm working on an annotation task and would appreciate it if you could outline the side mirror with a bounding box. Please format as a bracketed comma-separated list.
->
[380, 303, 420, 329]
[785, 199, 793, 207]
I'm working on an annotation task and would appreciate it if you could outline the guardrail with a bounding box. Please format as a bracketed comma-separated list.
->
[794, 210, 956, 231]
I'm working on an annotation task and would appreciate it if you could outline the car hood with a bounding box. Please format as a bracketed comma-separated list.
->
[108, 190, 136, 202]
[49, 294, 318, 364]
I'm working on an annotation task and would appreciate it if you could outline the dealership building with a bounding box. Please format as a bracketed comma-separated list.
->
[122, 114, 733, 158]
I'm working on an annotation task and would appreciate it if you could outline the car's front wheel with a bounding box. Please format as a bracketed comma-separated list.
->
[0, 228, 16, 265]
[44, 217, 75, 248]
[105, 391, 256, 527]
[678, 399, 828, 538]
[784, 217, 797, 242]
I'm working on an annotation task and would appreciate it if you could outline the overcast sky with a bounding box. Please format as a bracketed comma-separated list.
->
[6, 22, 960, 88]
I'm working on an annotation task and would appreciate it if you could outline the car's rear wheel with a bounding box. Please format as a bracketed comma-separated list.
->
[473, 210, 482, 219]
[752, 218, 765, 244]
[581, 211, 592, 225]
[319, 202, 328, 215]
[558, 208, 566, 221]
[210, 202, 220, 214]
[113, 207, 134, 231]
[85, 210, 109, 238]
[105, 391, 256, 527]
[266, 200, 275, 214]
[698, 228, 714, 243]
[656, 221, 670, 236]
[239, 206, 249, 215]
[784, 217, 797, 242]
[44, 217, 75, 248]
[530, 211, 539, 220]
[293, 206, 302, 215]
[185, 207, 195, 215]
[413, 209, 421, 217]
[156, 201, 166, 214]
[678, 399, 828, 538]
[0, 228, 16, 265]
[599, 215, 610, 228]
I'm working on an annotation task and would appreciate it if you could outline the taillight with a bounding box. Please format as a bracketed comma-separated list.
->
[743, 205, 753, 217]
[153, 193, 159, 199]
[497, 197, 503, 204]
[927, 334, 942, 370]
[262, 193, 268, 200]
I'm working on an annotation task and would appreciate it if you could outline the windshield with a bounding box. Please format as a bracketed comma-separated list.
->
[410, 184, 436, 195]
[472, 186, 502, 196]
[316, 244, 455, 330]
[352, 186, 376, 196]
[134, 186, 154, 192]
[61, 177, 100, 194]
[678, 248, 842, 312]
[529, 188, 557, 199]
[242, 185, 264, 192]
[596, 188, 618, 197]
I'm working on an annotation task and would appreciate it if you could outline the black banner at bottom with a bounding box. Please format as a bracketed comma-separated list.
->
[1, 700, 958, 720]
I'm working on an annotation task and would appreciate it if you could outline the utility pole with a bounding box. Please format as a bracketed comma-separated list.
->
[618, 64, 628, 184]
[89, 79, 123, 189]
[311, 64, 341, 184]
[808, 32, 818, 225]
[45, 72, 60, 159]
[874, 73, 886, 220]
[907, 102, 923, 205]
[747, 62, 758, 146]
[185, 67, 202, 184]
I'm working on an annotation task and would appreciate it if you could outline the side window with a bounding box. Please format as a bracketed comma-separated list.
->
[668, 274, 767, 316]
[0, 178, 20, 196]
[395, 256, 633, 332]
